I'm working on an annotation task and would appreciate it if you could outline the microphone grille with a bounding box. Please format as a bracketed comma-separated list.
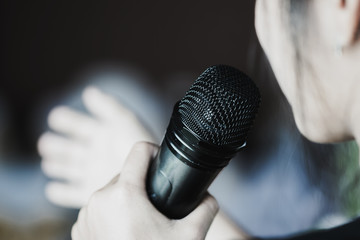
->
[178, 65, 260, 146]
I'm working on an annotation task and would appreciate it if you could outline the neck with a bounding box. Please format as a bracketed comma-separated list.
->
[351, 91, 360, 148]
[343, 65, 360, 145]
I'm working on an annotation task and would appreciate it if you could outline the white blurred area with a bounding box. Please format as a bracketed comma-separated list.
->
[0, 64, 173, 239]
[35, 64, 174, 143]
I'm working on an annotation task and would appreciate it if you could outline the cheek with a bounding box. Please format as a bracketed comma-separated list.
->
[255, 0, 270, 53]
[255, 1, 324, 141]
[255, 4, 298, 107]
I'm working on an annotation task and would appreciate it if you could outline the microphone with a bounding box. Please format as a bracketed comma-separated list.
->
[146, 65, 261, 219]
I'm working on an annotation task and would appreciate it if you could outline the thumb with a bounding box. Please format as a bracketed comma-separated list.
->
[183, 193, 219, 235]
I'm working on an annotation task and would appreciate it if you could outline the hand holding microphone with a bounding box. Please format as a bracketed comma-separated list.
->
[72, 142, 220, 240]
[147, 65, 260, 219]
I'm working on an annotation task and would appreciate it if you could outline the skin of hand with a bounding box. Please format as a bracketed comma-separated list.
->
[71, 142, 219, 240]
[38, 86, 155, 208]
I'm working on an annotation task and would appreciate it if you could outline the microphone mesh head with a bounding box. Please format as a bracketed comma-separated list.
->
[178, 65, 260, 146]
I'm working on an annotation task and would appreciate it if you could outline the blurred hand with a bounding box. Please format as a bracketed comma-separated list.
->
[38, 86, 155, 208]
[72, 142, 219, 240]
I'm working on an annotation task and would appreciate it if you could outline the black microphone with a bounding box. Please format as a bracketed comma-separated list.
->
[146, 65, 261, 219]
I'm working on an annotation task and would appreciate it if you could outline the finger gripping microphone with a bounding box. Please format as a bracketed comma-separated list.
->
[147, 65, 261, 219]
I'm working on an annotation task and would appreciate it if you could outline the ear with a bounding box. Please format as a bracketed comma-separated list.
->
[337, 0, 360, 47]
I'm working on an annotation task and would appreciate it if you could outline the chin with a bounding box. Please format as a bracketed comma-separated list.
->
[293, 113, 350, 144]
[296, 124, 331, 143]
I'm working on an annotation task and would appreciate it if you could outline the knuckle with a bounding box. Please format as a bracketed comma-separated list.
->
[130, 141, 157, 156]
[204, 196, 219, 215]
[37, 134, 48, 153]
[131, 141, 150, 152]
[77, 206, 88, 221]
[48, 106, 65, 122]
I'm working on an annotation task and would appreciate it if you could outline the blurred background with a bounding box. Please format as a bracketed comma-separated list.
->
[0, 0, 256, 156]
[0, 1, 259, 239]
[1, 0, 359, 239]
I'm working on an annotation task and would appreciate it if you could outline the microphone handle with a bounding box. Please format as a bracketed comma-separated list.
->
[146, 140, 221, 219]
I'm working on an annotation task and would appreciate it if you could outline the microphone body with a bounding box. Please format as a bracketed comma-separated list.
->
[147, 65, 260, 219]
[147, 138, 222, 219]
